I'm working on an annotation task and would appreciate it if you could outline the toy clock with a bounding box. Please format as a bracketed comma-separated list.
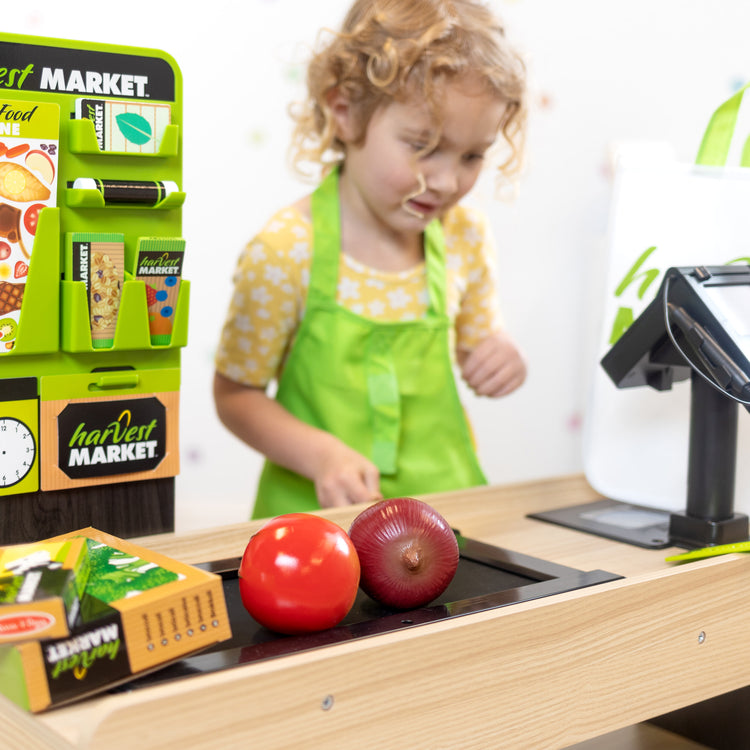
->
[0, 417, 37, 488]
[0, 377, 39, 494]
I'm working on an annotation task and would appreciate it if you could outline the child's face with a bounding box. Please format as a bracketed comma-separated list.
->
[337, 75, 506, 235]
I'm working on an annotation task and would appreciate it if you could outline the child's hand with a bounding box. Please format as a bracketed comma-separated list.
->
[459, 331, 527, 398]
[313, 438, 382, 508]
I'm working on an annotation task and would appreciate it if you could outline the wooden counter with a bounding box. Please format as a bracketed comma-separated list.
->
[4, 475, 748, 749]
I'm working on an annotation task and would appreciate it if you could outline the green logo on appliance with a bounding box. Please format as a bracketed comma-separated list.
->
[58, 397, 166, 479]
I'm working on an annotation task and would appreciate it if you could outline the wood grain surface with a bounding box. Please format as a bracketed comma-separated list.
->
[2, 474, 746, 749]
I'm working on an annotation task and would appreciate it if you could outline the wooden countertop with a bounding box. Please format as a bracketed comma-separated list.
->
[4, 474, 749, 749]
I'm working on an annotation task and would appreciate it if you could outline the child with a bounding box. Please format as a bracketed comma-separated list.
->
[214, 0, 528, 518]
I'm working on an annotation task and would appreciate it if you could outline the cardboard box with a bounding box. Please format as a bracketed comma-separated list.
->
[0, 528, 231, 712]
[0, 538, 89, 643]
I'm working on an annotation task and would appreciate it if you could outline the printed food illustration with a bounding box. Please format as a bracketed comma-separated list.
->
[24, 150, 55, 184]
[0, 281, 25, 314]
[0, 99, 59, 353]
[0, 162, 50, 203]
[0, 204, 23, 249]
[0, 280, 24, 351]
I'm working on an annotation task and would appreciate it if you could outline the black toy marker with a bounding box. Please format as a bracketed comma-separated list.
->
[72, 178, 179, 205]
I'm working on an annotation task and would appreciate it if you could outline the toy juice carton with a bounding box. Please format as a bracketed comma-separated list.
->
[0, 527, 231, 713]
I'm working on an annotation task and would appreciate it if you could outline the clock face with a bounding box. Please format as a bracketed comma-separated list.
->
[0, 417, 36, 488]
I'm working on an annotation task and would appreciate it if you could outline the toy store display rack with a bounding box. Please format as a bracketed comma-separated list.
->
[0, 33, 189, 544]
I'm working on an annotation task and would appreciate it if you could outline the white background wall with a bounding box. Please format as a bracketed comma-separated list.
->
[5, 1, 750, 530]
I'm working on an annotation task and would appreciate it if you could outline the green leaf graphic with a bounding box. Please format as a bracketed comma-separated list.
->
[115, 112, 153, 145]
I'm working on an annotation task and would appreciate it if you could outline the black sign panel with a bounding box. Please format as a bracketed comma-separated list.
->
[58, 397, 166, 479]
[1, 376, 37, 401]
[0, 40, 175, 101]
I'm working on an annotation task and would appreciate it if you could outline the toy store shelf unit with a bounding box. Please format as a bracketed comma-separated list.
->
[0, 33, 189, 544]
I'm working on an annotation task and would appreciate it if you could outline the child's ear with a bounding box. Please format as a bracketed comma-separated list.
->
[327, 87, 356, 142]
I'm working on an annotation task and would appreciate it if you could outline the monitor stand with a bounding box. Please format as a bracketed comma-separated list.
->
[668, 370, 748, 547]
[532, 371, 749, 550]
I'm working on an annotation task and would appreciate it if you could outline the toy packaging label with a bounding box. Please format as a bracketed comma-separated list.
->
[0, 538, 88, 642]
[0, 527, 231, 712]
[66, 232, 125, 349]
[135, 237, 185, 345]
[75, 97, 171, 154]
[0, 98, 59, 354]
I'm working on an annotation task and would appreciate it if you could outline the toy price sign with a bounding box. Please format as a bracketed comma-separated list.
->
[57, 397, 166, 479]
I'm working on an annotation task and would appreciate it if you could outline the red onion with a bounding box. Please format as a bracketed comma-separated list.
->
[349, 497, 459, 609]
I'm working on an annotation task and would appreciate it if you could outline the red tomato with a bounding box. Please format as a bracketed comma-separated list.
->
[238, 513, 360, 634]
[23, 203, 45, 235]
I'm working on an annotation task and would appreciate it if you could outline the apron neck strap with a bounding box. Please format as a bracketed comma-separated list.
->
[309, 168, 342, 306]
[423, 217, 447, 317]
[309, 166, 448, 316]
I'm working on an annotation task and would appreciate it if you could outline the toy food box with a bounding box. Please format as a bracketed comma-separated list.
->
[0, 527, 231, 712]
[0, 537, 88, 642]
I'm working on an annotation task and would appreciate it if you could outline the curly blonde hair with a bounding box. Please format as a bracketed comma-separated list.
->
[289, 0, 527, 183]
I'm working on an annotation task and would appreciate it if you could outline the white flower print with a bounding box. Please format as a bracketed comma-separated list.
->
[289, 242, 310, 263]
[234, 314, 253, 333]
[386, 288, 411, 309]
[446, 253, 462, 272]
[248, 242, 267, 263]
[265, 264, 288, 286]
[367, 299, 386, 316]
[251, 286, 273, 305]
[339, 277, 360, 300]
[365, 277, 386, 290]
[463, 225, 481, 246]
[226, 362, 254, 380]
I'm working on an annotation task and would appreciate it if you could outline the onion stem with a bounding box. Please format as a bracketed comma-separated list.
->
[401, 542, 422, 572]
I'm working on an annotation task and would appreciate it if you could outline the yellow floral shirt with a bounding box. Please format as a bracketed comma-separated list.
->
[216, 202, 503, 387]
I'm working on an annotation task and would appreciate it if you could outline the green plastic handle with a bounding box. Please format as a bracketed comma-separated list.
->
[696, 81, 750, 167]
[665, 540, 750, 563]
[88, 373, 140, 390]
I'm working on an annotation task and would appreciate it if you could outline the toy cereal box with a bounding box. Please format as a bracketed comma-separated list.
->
[0, 528, 231, 712]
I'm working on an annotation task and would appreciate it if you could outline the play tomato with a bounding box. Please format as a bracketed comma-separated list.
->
[238, 513, 360, 634]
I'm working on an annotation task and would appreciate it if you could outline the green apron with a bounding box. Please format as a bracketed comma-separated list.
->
[253, 169, 487, 518]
